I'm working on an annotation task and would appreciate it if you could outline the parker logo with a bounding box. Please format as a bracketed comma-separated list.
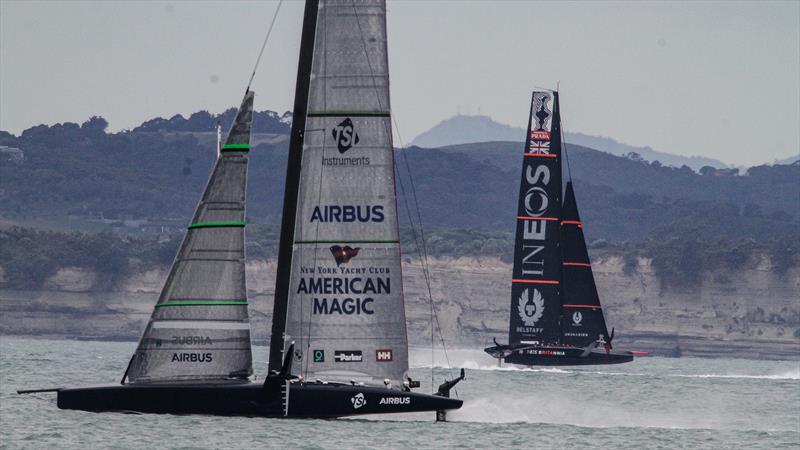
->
[313, 349, 325, 363]
[376, 349, 393, 362]
[572, 311, 583, 325]
[518, 288, 545, 326]
[334, 350, 363, 362]
[330, 245, 360, 266]
[332, 118, 360, 153]
[379, 397, 410, 405]
[351, 392, 366, 409]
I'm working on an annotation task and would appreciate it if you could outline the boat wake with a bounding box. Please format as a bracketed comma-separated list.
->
[447, 391, 798, 432]
[420, 363, 800, 381]
[408, 349, 800, 381]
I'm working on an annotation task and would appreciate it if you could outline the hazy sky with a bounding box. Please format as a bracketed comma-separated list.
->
[2, 1, 798, 166]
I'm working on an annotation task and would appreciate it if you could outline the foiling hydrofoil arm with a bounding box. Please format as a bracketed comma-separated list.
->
[434, 368, 466, 422]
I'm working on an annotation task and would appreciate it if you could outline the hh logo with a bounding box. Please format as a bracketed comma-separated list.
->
[332, 118, 359, 153]
[351, 393, 366, 409]
[313, 349, 324, 363]
[376, 349, 393, 362]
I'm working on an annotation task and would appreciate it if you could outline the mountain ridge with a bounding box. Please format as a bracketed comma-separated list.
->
[410, 114, 733, 170]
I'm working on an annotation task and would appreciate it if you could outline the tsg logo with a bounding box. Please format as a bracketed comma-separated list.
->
[332, 118, 360, 153]
[518, 288, 545, 326]
[572, 311, 583, 325]
[351, 392, 367, 409]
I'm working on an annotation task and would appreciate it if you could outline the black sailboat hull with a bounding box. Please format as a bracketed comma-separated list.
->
[57, 381, 462, 418]
[485, 345, 634, 366]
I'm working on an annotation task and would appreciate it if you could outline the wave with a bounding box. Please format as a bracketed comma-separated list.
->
[672, 370, 800, 380]
[448, 392, 798, 432]
[438, 364, 800, 380]
[408, 347, 800, 382]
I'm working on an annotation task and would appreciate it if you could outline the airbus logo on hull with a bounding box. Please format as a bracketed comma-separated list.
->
[379, 397, 410, 405]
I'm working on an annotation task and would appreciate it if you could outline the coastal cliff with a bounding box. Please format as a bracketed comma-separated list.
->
[1, 252, 797, 360]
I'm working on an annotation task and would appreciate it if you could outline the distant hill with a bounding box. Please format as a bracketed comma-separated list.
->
[774, 154, 800, 165]
[410, 114, 731, 170]
[1, 113, 797, 244]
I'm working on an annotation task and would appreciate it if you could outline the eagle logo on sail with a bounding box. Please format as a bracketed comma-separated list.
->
[572, 311, 583, 325]
[329, 245, 360, 266]
[517, 288, 545, 326]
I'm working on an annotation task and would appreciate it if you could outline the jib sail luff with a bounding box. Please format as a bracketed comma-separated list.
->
[126, 91, 255, 383]
[507, 91, 563, 344]
[559, 181, 609, 346]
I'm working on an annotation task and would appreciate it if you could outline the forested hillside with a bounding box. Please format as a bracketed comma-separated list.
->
[1, 112, 797, 245]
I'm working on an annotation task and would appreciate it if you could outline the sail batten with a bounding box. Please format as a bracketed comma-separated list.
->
[126, 91, 255, 384]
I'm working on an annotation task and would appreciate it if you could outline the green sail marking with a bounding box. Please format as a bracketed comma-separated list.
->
[307, 110, 390, 117]
[156, 301, 248, 308]
[188, 221, 246, 229]
[221, 143, 250, 152]
[294, 240, 400, 244]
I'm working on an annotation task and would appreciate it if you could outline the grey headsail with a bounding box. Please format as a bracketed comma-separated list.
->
[559, 181, 609, 346]
[126, 91, 255, 383]
[507, 91, 563, 345]
[279, 0, 409, 387]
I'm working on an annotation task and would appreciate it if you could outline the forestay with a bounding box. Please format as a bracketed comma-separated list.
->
[283, 0, 409, 387]
[127, 91, 255, 383]
[559, 181, 609, 346]
[507, 91, 563, 344]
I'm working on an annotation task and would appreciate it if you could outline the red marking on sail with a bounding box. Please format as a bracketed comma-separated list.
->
[563, 262, 591, 267]
[562, 304, 602, 308]
[512, 279, 560, 285]
[524, 153, 557, 158]
[516, 216, 559, 221]
[561, 220, 582, 228]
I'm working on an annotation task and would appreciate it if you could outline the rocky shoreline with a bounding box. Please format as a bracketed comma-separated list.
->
[1, 255, 798, 361]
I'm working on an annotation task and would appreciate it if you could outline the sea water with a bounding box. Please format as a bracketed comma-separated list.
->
[1, 337, 798, 449]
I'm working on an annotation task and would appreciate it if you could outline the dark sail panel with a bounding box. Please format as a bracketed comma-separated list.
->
[507, 91, 563, 344]
[560, 181, 609, 346]
[127, 91, 255, 383]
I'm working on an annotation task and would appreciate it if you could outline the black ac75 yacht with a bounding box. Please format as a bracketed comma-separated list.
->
[23, 0, 464, 419]
[484, 91, 647, 366]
